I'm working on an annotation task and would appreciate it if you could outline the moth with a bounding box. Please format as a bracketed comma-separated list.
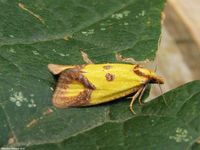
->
[48, 51, 164, 114]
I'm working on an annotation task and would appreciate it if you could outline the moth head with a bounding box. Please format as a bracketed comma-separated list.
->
[133, 66, 164, 84]
[148, 70, 164, 84]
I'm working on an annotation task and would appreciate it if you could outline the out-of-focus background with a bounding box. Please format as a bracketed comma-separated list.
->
[150, 0, 200, 98]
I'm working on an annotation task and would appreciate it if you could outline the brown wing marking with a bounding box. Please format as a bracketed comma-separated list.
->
[52, 67, 96, 108]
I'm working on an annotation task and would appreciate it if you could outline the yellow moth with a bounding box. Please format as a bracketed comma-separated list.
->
[48, 51, 164, 114]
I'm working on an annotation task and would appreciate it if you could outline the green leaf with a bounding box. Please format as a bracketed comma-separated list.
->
[26, 81, 200, 149]
[0, 0, 164, 149]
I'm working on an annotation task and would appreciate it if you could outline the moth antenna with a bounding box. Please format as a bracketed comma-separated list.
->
[153, 58, 158, 72]
[158, 84, 168, 107]
[154, 63, 157, 72]
[153, 60, 167, 107]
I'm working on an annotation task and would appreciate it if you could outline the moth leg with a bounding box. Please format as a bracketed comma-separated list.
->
[80, 50, 94, 64]
[115, 53, 150, 65]
[138, 85, 148, 106]
[130, 87, 144, 114]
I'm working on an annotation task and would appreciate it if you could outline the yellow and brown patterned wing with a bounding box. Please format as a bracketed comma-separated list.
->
[51, 68, 96, 108]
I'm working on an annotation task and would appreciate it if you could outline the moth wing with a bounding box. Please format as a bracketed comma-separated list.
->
[52, 69, 93, 108]
[82, 64, 145, 105]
